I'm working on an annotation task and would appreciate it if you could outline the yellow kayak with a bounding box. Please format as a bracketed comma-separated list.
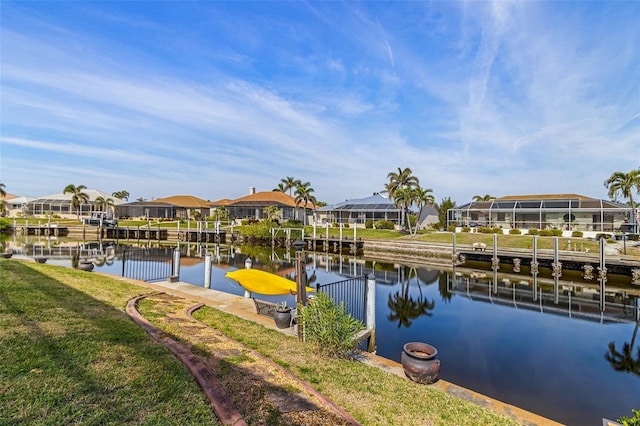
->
[225, 269, 315, 296]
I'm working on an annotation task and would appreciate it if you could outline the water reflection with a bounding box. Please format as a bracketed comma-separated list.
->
[387, 267, 436, 328]
[606, 321, 640, 376]
[4, 237, 640, 425]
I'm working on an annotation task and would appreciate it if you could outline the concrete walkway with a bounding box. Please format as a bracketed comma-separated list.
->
[118, 276, 562, 426]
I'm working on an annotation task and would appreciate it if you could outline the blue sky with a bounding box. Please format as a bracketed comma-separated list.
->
[1, 1, 638, 205]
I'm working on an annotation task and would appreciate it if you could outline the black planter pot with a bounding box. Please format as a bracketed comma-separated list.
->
[273, 309, 292, 329]
[401, 342, 440, 384]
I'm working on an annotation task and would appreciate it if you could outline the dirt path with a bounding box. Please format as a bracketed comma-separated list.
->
[128, 292, 360, 426]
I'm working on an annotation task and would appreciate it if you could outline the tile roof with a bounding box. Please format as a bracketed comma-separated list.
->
[152, 195, 212, 208]
[225, 191, 315, 208]
[0, 192, 18, 200]
[497, 194, 595, 201]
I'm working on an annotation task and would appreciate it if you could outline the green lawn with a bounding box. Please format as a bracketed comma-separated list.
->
[0, 260, 523, 426]
[0, 260, 217, 425]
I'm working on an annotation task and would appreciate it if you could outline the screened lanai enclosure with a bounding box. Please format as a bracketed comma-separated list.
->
[448, 194, 635, 233]
[316, 194, 405, 226]
[24, 190, 124, 219]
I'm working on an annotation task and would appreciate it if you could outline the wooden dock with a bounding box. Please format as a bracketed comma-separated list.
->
[304, 237, 364, 254]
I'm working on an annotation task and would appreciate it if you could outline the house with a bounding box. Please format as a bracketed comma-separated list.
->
[116, 195, 212, 220]
[315, 194, 406, 228]
[448, 194, 633, 233]
[1, 192, 34, 218]
[24, 189, 125, 219]
[210, 187, 314, 223]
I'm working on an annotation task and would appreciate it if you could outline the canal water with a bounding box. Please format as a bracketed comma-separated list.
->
[6, 238, 639, 425]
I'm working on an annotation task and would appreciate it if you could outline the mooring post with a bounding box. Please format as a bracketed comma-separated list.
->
[452, 232, 456, 265]
[366, 272, 377, 352]
[553, 237, 560, 304]
[204, 252, 212, 289]
[531, 235, 538, 301]
[492, 233, 498, 294]
[599, 237, 607, 312]
[171, 248, 181, 282]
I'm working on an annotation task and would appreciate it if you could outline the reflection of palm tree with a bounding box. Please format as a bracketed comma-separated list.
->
[605, 320, 640, 376]
[438, 272, 453, 303]
[387, 266, 435, 328]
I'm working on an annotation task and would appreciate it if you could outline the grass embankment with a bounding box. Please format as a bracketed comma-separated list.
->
[0, 260, 217, 425]
[1, 260, 521, 426]
[186, 309, 520, 426]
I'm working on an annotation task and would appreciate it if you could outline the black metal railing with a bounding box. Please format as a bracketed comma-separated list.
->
[121, 247, 174, 282]
[317, 275, 367, 323]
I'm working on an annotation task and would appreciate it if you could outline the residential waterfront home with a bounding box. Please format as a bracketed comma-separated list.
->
[24, 189, 124, 219]
[116, 195, 212, 220]
[448, 194, 634, 233]
[315, 194, 406, 228]
[210, 188, 314, 223]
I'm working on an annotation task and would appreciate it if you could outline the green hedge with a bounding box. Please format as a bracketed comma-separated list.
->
[509, 229, 521, 235]
[365, 220, 373, 229]
[374, 220, 395, 230]
[571, 231, 584, 238]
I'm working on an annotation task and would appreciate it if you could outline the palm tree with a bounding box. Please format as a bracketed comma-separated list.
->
[392, 186, 416, 234]
[473, 194, 495, 202]
[0, 182, 6, 217]
[412, 186, 435, 235]
[294, 181, 317, 225]
[63, 184, 89, 221]
[280, 176, 301, 197]
[112, 190, 129, 201]
[604, 169, 640, 232]
[94, 196, 115, 215]
[383, 167, 419, 228]
[273, 183, 287, 193]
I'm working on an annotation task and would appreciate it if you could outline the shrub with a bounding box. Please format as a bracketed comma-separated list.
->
[332, 222, 339, 228]
[447, 225, 457, 232]
[374, 220, 395, 230]
[527, 229, 539, 235]
[627, 234, 639, 241]
[0, 218, 10, 232]
[284, 219, 302, 226]
[551, 229, 563, 237]
[365, 220, 373, 229]
[539, 229, 553, 237]
[297, 292, 365, 359]
[571, 231, 583, 238]
[619, 408, 640, 426]
[492, 228, 503, 234]
[595, 233, 612, 240]
[509, 229, 521, 235]
[461, 227, 470, 233]
[343, 223, 350, 228]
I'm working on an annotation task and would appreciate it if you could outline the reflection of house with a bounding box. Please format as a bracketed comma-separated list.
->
[24, 189, 124, 219]
[448, 194, 632, 233]
[210, 188, 314, 223]
[116, 195, 212, 219]
[315, 194, 405, 228]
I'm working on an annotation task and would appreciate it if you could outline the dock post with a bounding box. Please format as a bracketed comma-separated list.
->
[171, 248, 181, 281]
[552, 237, 561, 304]
[365, 272, 376, 352]
[204, 252, 212, 289]
[491, 233, 499, 294]
[531, 236, 538, 301]
[598, 237, 607, 312]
